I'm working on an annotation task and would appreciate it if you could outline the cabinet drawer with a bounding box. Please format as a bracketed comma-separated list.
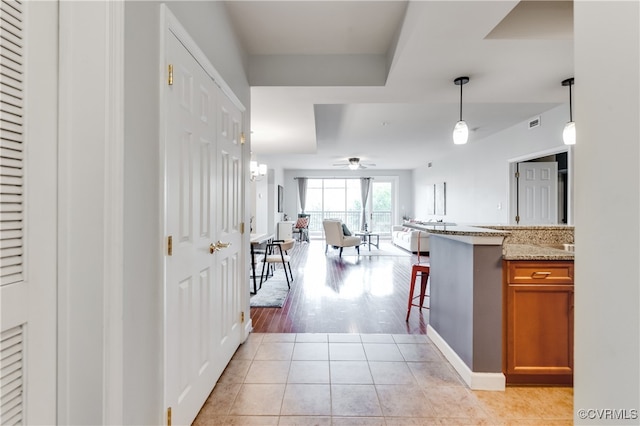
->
[507, 261, 574, 284]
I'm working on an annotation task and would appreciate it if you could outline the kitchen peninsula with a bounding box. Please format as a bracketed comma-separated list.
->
[404, 223, 575, 390]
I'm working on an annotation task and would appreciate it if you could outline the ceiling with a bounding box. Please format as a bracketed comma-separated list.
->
[224, 0, 574, 171]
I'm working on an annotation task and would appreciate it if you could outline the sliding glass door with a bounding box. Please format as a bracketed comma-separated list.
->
[368, 180, 393, 235]
[304, 178, 395, 238]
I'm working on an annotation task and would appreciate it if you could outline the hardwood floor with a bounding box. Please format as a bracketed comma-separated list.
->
[250, 239, 429, 334]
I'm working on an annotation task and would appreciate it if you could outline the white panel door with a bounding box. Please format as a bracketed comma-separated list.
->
[213, 94, 244, 365]
[164, 30, 219, 426]
[518, 162, 558, 224]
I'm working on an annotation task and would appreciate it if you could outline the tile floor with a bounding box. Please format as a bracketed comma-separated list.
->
[193, 333, 573, 425]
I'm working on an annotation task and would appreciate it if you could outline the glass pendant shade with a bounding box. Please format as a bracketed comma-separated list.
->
[561, 78, 575, 145]
[453, 120, 469, 145]
[452, 76, 470, 145]
[563, 121, 576, 145]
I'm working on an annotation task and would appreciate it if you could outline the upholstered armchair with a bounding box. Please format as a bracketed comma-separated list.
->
[322, 219, 361, 257]
[293, 214, 310, 242]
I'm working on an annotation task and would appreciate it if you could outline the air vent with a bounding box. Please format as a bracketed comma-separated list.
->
[528, 116, 541, 129]
[1, 325, 24, 426]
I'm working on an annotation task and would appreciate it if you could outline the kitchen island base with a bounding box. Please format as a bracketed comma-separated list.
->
[427, 231, 508, 391]
[428, 324, 506, 390]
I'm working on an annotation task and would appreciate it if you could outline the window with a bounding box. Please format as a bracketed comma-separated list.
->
[303, 178, 394, 237]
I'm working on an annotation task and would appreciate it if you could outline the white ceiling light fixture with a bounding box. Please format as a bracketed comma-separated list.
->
[250, 160, 267, 181]
[332, 157, 376, 170]
[562, 77, 576, 145]
[348, 157, 360, 170]
[453, 76, 470, 145]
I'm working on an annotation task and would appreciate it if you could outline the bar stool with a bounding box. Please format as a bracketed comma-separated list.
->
[406, 231, 430, 321]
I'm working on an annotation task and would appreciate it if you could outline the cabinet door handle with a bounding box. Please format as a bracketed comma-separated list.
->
[531, 271, 551, 278]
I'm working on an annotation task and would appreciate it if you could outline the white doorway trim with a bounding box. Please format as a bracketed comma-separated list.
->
[507, 147, 573, 225]
[160, 6, 245, 113]
[102, 1, 125, 424]
[56, 1, 125, 423]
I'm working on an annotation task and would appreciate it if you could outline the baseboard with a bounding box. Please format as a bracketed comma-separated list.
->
[244, 320, 253, 341]
[427, 324, 505, 391]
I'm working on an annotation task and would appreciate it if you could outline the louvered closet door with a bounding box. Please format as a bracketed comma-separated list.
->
[1, 1, 57, 424]
[1, 2, 27, 424]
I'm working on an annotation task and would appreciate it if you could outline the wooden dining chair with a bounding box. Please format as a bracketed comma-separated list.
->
[259, 239, 295, 289]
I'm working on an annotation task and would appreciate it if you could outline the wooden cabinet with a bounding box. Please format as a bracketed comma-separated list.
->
[503, 260, 574, 385]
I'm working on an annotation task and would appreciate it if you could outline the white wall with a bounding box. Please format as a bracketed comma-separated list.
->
[54, 1, 250, 424]
[269, 167, 287, 234]
[251, 176, 269, 234]
[574, 2, 639, 424]
[412, 105, 569, 224]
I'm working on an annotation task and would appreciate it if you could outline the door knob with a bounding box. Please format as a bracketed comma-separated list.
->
[209, 241, 231, 254]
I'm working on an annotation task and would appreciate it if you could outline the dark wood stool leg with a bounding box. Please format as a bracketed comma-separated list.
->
[406, 266, 418, 321]
[419, 271, 429, 310]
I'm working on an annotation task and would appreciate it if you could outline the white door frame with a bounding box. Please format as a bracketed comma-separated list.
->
[56, 1, 125, 423]
[507, 147, 573, 225]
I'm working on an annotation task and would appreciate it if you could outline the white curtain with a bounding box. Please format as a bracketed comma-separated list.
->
[297, 177, 308, 213]
[360, 178, 371, 231]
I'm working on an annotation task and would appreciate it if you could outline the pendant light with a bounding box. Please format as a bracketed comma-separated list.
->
[453, 76, 470, 145]
[562, 77, 576, 145]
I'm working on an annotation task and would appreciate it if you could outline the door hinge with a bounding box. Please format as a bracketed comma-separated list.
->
[241, 311, 245, 323]
[167, 407, 172, 426]
[515, 171, 520, 179]
[168, 64, 174, 86]
[167, 235, 173, 256]
[240, 222, 245, 234]
[240, 132, 246, 145]
[515, 215, 520, 224]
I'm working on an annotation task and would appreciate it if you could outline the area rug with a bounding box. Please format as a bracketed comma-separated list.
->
[327, 242, 411, 257]
[250, 270, 290, 308]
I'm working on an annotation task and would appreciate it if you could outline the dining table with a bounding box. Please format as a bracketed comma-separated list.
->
[249, 233, 274, 294]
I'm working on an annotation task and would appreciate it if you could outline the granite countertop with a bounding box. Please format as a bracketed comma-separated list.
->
[403, 222, 575, 260]
[403, 223, 510, 237]
[503, 243, 575, 261]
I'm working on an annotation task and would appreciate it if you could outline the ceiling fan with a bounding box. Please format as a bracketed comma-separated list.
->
[332, 157, 376, 170]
